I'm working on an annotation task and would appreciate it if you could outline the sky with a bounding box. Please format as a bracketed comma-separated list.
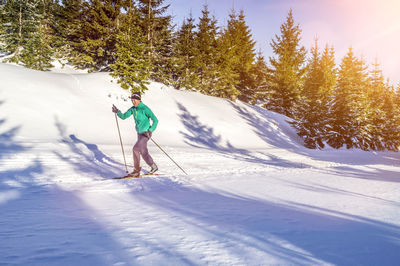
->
[167, 0, 400, 86]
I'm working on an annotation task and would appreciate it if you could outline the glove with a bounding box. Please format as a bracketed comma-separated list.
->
[112, 104, 120, 113]
[143, 131, 152, 139]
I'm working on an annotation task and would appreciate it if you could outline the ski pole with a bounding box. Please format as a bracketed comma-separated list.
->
[150, 138, 188, 175]
[114, 113, 128, 174]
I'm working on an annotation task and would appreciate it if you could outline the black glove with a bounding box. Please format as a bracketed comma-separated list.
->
[112, 104, 120, 113]
[143, 131, 152, 139]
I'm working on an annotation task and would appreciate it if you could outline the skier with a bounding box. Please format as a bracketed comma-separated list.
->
[112, 92, 158, 177]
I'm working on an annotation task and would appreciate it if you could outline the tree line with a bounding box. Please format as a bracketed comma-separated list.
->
[1, 0, 399, 151]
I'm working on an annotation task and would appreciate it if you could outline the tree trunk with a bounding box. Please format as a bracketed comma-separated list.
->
[16, 0, 22, 58]
[18, 1, 22, 42]
[147, 0, 152, 59]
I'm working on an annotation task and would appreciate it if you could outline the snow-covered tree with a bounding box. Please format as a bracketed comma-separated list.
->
[363, 59, 400, 151]
[0, 0, 57, 70]
[291, 41, 336, 149]
[326, 47, 369, 149]
[0, 0, 40, 63]
[381, 85, 400, 151]
[0, 0, 5, 49]
[22, 0, 57, 70]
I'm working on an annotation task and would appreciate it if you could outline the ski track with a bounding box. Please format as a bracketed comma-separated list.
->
[1, 142, 400, 265]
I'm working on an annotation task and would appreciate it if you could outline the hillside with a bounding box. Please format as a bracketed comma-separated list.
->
[0, 62, 399, 265]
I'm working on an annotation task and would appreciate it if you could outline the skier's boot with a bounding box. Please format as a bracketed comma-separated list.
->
[149, 163, 158, 174]
[130, 167, 141, 177]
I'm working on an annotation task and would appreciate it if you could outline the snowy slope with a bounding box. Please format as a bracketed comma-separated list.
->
[1, 62, 400, 265]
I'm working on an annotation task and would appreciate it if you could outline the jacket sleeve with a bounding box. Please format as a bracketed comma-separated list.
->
[117, 107, 134, 120]
[146, 107, 158, 132]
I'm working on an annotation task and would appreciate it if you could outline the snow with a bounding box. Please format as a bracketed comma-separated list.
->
[0, 62, 399, 265]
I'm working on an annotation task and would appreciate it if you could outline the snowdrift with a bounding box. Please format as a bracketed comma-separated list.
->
[0, 62, 302, 149]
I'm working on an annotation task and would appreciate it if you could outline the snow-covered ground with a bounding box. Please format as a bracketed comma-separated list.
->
[0, 62, 399, 265]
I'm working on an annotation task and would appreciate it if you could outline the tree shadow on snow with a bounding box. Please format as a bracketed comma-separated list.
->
[230, 102, 400, 183]
[0, 101, 30, 161]
[53, 118, 126, 179]
[328, 165, 400, 183]
[135, 185, 400, 265]
[0, 98, 39, 191]
[0, 171, 134, 265]
[278, 178, 400, 207]
[0, 103, 154, 264]
[229, 101, 303, 151]
[177, 102, 310, 169]
[0, 109, 123, 264]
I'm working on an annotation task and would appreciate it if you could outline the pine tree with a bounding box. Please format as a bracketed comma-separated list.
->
[53, 0, 85, 62]
[363, 58, 387, 150]
[326, 47, 369, 149]
[291, 39, 322, 148]
[194, 4, 219, 95]
[319, 45, 337, 98]
[22, 0, 57, 70]
[136, 0, 173, 83]
[0, 0, 41, 63]
[381, 84, 400, 151]
[291, 41, 336, 149]
[110, 5, 150, 93]
[230, 9, 256, 102]
[215, 8, 256, 101]
[173, 13, 198, 90]
[266, 9, 306, 118]
[214, 9, 240, 99]
[365, 59, 400, 151]
[69, 0, 127, 71]
[22, 22, 53, 70]
[250, 51, 269, 104]
[0, 0, 56, 69]
[303, 39, 322, 102]
[0, 1, 5, 50]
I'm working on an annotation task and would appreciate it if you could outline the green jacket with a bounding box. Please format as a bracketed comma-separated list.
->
[117, 102, 158, 134]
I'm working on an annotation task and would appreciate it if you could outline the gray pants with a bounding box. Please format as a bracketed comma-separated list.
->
[133, 133, 154, 170]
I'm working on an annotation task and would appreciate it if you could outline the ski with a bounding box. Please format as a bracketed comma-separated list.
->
[113, 173, 160, 180]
